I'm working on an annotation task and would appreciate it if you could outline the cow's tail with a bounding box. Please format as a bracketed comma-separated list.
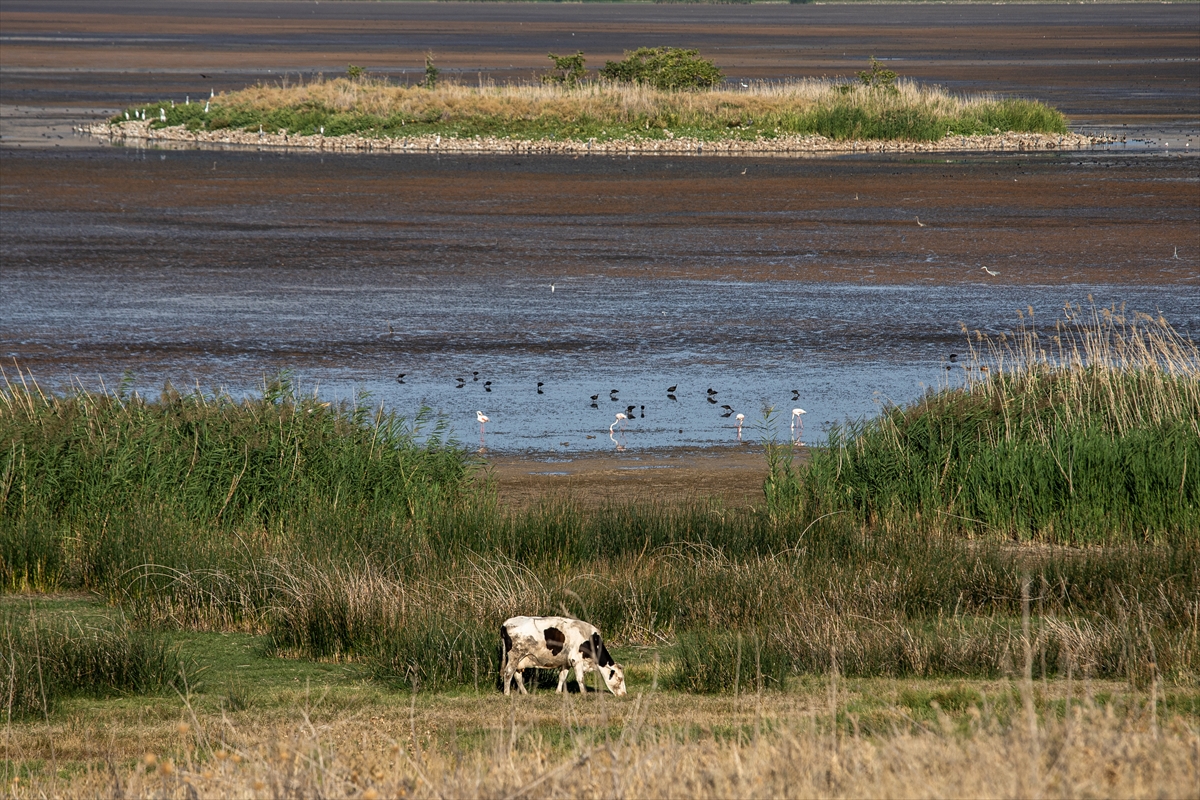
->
[497, 624, 513, 692]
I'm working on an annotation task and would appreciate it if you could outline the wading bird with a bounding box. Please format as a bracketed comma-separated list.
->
[916, 217, 925, 227]
[791, 408, 807, 442]
[667, 385, 677, 393]
[476, 411, 489, 439]
[980, 266, 999, 277]
[736, 413, 745, 441]
[610, 413, 627, 436]
[706, 388, 718, 395]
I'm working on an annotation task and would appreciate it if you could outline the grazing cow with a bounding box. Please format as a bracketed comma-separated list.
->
[500, 616, 626, 696]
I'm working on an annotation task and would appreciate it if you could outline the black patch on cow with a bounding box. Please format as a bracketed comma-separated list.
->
[544, 627, 566, 656]
[592, 633, 615, 668]
[578, 639, 594, 661]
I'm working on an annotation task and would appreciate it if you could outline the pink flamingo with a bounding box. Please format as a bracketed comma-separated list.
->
[735, 413, 745, 441]
[791, 408, 806, 443]
[476, 410, 489, 443]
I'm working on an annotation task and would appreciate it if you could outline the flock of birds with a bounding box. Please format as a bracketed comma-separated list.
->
[429, 371, 809, 449]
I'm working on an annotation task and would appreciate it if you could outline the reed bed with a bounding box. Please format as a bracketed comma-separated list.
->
[0, 370, 475, 592]
[769, 302, 1200, 541]
[133, 74, 1067, 143]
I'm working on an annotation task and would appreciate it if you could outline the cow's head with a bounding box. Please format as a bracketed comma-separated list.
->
[600, 662, 626, 696]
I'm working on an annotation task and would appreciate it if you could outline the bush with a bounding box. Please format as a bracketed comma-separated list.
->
[543, 52, 587, 87]
[600, 47, 723, 91]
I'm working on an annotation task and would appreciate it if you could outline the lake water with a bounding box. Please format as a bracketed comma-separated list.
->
[3, 145, 1195, 453]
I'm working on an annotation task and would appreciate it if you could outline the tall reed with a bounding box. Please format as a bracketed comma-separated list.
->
[0, 369, 475, 591]
[768, 303, 1200, 541]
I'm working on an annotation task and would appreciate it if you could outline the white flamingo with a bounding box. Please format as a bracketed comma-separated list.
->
[476, 410, 489, 442]
[735, 413, 745, 441]
[609, 412, 627, 437]
[791, 408, 807, 443]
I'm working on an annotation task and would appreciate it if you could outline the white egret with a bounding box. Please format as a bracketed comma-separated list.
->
[980, 266, 999, 277]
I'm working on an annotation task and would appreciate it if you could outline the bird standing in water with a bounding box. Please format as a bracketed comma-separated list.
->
[791, 408, 807, 443]
[735, 413, 745, 441]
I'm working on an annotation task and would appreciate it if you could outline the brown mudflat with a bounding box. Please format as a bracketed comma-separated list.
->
[484, 445, 779, 510]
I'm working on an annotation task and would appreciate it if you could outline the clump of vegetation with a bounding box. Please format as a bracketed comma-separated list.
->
[1, 610, 187, 718]
[766, 303, 1200, 541]
[423, 52, 439, 90]
[667, 628, 790, 693]
[117, 56, 1067, 144]
[542, 52, 588, 87]
[0, 371, 474, 592]
[599, 47, 723, 90]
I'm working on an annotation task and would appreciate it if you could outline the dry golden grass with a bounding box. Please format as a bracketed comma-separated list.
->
[220, 75, 1017, 130]
[7, 678, 1196, 799]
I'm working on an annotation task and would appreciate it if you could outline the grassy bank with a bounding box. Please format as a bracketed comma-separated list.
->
[767, 303, 1200, 540]
[125, 74, 1067, 145]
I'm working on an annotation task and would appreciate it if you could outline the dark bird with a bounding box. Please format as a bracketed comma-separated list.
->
[473, 371, 480, 381]
[626, 405, 635, 416]
[484, 381, 492, 387]
[707, 388, 718, 395]
[949, 354, 958, 362]
[667, 385, 677, 393]
[537, 382, 544, 388]
[591, 394, 599, 401]
[640, 405, 645, 418]
[396, 373, 405, 383]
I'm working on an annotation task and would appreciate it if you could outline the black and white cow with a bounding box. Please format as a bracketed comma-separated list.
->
[500, 615, 626, 696]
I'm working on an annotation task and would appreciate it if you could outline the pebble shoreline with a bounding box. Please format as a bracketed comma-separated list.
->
[85, 120, 1110, 156]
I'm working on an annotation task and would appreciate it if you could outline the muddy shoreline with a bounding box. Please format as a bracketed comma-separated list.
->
[86, 119, 1109, 156]
[484, 445, 779, 509]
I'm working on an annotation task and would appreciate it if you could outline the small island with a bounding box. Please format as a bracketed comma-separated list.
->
[92, 50, 1099, 155]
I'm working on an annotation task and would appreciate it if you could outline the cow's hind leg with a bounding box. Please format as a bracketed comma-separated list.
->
[557, 668, 570, 693]
[514, 670, 528, 695]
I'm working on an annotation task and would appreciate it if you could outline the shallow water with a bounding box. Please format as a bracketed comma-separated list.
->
[3, 145, 1196, 453]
